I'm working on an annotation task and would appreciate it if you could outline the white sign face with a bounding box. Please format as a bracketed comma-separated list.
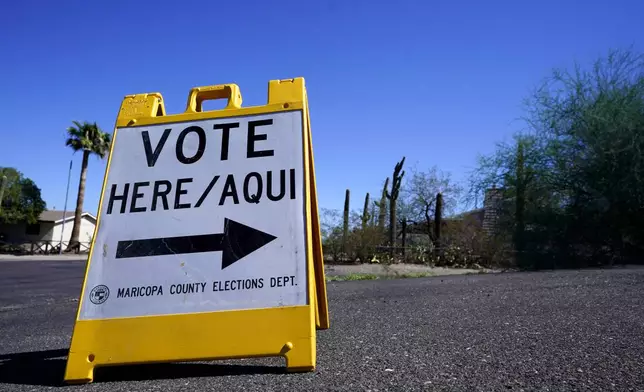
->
[78, 110, 307, 320]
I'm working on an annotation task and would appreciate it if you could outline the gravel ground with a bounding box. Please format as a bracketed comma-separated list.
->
[1, 260, 643, 391]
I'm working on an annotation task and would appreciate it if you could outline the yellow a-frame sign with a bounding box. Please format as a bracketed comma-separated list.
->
[64, 77, 329, 384]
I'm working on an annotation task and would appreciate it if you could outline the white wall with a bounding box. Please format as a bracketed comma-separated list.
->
[50, 216, 96, 248]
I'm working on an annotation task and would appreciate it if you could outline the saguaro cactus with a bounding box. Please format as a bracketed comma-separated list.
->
[359, 192, 371, 262]
[362, 193, 370, 231]
[434, 192, 443, 250]
[386, 157, 405, 256]
[377, 177, 389, 232]
[342, 189, 350, 254]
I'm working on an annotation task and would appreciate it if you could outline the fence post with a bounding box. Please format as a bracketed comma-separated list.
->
[401, 219, 407, 260]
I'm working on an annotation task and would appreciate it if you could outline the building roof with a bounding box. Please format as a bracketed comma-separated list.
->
[38, 210, 96, 223]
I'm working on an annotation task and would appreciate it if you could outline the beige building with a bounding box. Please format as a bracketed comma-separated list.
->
[0, 210, 96, 253]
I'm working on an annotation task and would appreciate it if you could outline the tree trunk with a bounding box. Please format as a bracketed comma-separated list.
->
[514, 142, 526, 267]
[66, 150, 89, 252]
[424, 204, 433, 242]
[0, 175, 7, 213]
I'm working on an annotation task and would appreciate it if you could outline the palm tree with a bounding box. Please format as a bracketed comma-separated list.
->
[64, 121, 111, 252]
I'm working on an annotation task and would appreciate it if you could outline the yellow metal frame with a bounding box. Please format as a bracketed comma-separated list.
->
[64, 77, 329, 384]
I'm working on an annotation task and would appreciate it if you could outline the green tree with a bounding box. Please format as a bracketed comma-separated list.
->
[469, 47, 644, 268]
[401, 164, 462, 246]
[65, 121, 111, 252]
[0, 167, 46, 225]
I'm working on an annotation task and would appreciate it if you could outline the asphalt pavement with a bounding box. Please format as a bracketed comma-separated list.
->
[1, 259, 643, 391]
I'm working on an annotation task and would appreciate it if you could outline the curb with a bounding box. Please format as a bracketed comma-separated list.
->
[0, 256, 88, 262]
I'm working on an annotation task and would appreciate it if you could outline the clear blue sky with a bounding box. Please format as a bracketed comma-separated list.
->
[1, 0, 642, 217]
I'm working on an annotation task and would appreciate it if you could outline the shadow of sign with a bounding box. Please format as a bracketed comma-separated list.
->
[0, 349, 68, 387]
[0, 349, 285, 387]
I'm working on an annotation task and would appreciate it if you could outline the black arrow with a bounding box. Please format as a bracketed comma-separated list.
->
[115, 218, 277, 269]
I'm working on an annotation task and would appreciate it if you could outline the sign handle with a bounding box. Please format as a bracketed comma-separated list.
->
[186, 84, 243, 113]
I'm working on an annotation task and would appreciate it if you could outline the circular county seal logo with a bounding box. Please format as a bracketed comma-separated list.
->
[89, 285, 110, 305]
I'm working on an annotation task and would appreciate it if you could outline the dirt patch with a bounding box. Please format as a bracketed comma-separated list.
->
[324, 263, 497, 279]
